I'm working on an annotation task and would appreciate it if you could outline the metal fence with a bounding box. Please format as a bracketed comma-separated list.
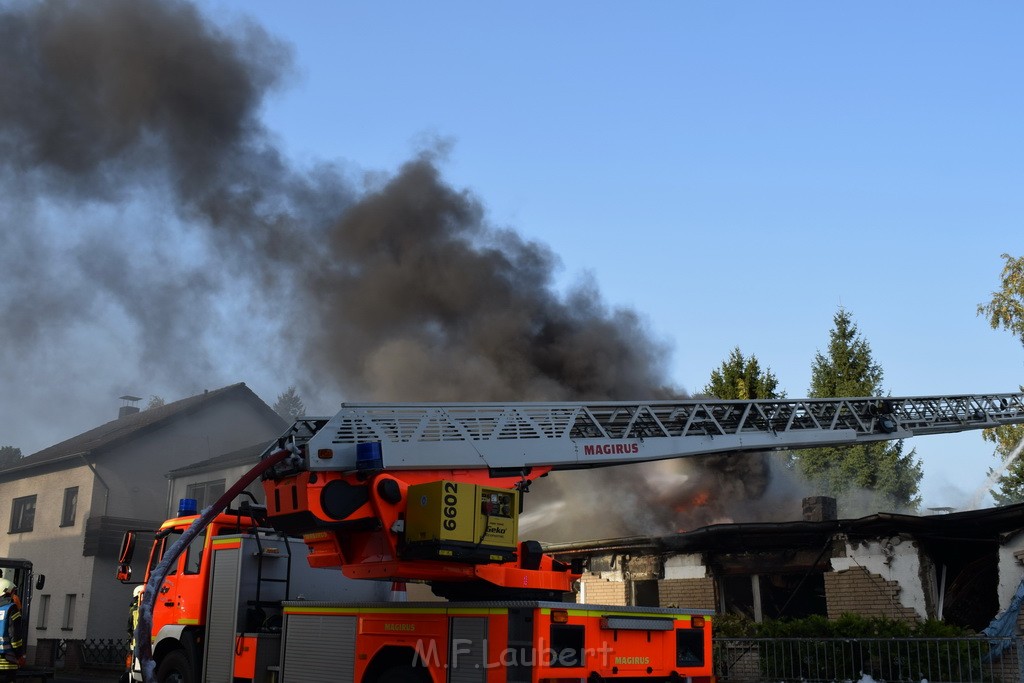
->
[57, 636, 1024, 680]
[81, 638, 130, 667]
[714, 637, 1023, 683]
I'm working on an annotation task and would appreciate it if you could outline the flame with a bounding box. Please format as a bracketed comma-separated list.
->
[674, 490, 711, 513]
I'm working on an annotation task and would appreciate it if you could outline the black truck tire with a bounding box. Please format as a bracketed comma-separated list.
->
[156, 649, 195, 683]
[374, 664, 430, 683]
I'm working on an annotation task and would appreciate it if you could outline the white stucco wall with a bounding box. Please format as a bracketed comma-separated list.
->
[0, 463, 96, 646]
[831, 535, 929, 619]
[167, 462, 265, 517]
[997, 532, 1024, 611]
[663, 553, 708, 580]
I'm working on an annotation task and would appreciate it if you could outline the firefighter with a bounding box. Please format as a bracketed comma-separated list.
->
[0, 578, 25, 683]
[120, 585, 144, 683]
[127, 584, 143, 639]
[0, 575, 19, 612]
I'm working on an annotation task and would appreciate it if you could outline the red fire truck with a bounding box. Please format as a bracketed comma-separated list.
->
[118, 393, 1024, 682]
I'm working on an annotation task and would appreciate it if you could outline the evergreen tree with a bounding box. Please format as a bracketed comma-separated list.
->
[795, 308, 922, 513]
[0, 446, 22, 468]
[977, 253, 1024, 503]
[704, 347, 783, 399]
[702, 347, 784, 498]
[273, 386, 306, 421]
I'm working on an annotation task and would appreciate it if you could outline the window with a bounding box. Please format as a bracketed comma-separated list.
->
[185, 479, 225, 511]
[549, 624, 586, 668]
[183, 530, 206, 575]
[150, 528, 207, 576]
[632, 579, 660, 606]
[62, 594, 75, 630]
[720, 572, 827, 622]
[35, 594, 49, 630]
[10, 495, 36, 533]
[60, 487, 78, 527]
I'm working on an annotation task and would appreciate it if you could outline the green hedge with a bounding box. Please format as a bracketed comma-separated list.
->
[713, 613, 974, 638]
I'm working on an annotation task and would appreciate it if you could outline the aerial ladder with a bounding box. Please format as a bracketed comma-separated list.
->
[259, 392, 1024, 599]
[126, 392, 1024, 683]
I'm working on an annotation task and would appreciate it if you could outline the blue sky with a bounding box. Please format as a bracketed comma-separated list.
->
[203, 1, 1023, 507]
[1, 1, 1020, 511]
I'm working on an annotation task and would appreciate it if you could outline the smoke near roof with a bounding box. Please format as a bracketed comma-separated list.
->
[0, 0, 783, 539]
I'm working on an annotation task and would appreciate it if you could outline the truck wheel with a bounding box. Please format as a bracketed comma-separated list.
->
[156, 650, 195, 683]
[375, 665, 429, 683]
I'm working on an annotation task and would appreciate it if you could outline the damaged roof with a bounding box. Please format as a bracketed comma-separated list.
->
[544, 501, 1024, 556]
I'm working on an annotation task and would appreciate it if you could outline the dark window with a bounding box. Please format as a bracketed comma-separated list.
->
[633, 579, 660, 606]
[677, 628, 706, 667]
[549, 624, 585, 668]
[721, 572, 827, 621]
[60, 487, 78, 527]
[185, 480, 226, 511]
[151, 531, 178, 576]
[150, 528, 207, 576]
[183, 531, 206, 575]
[10, 495, 36, 533]
[759, 572, 827, 619]
[61, 594, 75, 630]
[35, 594, 50, 630]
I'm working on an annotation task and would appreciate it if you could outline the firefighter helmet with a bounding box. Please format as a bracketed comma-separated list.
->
[133, 585, 144, 599]
[0, 578, 14, 601]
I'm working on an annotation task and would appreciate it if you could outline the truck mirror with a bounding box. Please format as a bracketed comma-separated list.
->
[118, 531, 136, 565]
[34, 575, 44, 591]
[116, 531, 136, 583]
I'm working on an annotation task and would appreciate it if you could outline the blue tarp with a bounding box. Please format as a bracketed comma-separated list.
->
[981, 574, 1024, 660]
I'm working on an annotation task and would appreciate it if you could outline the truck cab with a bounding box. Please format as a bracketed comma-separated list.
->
[117, 499, 389, 683]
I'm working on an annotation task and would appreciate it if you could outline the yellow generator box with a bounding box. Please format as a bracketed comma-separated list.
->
[404, 481, 518, 563]
[476, 485, 517, 548]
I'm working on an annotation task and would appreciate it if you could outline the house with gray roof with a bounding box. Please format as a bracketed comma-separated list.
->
[0, 383, 286, 659]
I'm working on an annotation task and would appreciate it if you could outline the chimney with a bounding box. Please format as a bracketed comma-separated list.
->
[802, 496, 837, 522]
[118, 395, 142, 419]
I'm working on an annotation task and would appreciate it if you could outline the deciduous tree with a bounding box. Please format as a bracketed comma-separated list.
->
[977, 253, 1024, 503]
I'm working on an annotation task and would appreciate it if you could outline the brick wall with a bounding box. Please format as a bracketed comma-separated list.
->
[580, 575, 627, 606]
[824, 566, 919, 622]
[658, 577, 716, 610]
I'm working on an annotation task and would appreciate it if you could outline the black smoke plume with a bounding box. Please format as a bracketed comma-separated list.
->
[0, 0, 788, 541]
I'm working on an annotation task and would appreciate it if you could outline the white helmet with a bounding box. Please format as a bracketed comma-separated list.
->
[0, 579, 14, 596]
[133, 585, 144, 599]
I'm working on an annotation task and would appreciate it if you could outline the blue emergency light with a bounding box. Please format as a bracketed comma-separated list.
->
[355, 442, 383, 470]
[178, 498, 198, 516]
